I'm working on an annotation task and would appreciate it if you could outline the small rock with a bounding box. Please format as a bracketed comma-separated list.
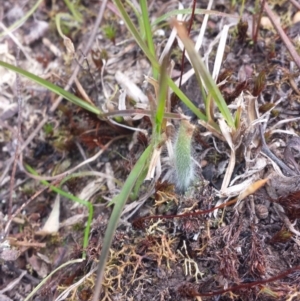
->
[255, 204, 268, 219]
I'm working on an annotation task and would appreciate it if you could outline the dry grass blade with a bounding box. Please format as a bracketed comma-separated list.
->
[39, 195, 60, 234]
[218, 118, 235, 192]
[0, 270, 27, 294]
[195, 0, 214, 51]
[146, 145, 163, 181]
[212, 24, 230, 81]
[115, 70, 148, 103]
[235, 178, 268, 203]
[171, 19, 234, 128]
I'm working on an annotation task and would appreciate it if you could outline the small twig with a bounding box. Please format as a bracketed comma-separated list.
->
[262, 0, 300, 69]
[0, 22, 32, 61]
[289, 0, 300, 10]
[76, 49, 100, 98]
[20, 135, 126, 182]
[102, 109, 184, 119]
[8, 240, 46, 248]
[180, 264, 300, 297]
[133, 196, 242, 228]
[0, 117, 45, 187]
[4, 185, 49, 237]
[259, 125, 297, 176]
[0, 270, 27, 294]
[8, 49, 22, 219]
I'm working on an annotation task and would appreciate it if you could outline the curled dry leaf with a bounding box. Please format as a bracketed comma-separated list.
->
[266, 170, 300, 199]
[284, 136, 300, 174]
[237, 178, 268, 201]
[27, 253, 49, 278]
[105, 162, 115, 193]
[63, 36, 75, 59]
[39, 195, 60, 234]
[115, 71, 148, 104]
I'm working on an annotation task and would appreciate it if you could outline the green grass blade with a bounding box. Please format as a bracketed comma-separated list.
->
[113, 0, 155, 65]
[55, 13, 72, 38]
[167, 79, 207, 121]
[93, 144, 152, 300]
[0, 60, 102, 115]
[125, 0, 145, 38]
[113, 0, 207, 122]
[154, 56, 169, 138]
[140, 0, 158, 79]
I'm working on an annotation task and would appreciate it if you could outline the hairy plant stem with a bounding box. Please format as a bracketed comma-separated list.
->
[174, 120, 195, 192]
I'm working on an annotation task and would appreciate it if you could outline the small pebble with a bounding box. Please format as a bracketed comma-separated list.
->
[255, 204, 269, 219]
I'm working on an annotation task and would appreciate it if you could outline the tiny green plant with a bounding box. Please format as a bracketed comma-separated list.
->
[43, 123, 54, 135]
[102, 24, 117, 44]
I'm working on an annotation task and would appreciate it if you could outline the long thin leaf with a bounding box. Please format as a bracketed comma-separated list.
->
[125, 0, 145, 38]
[0, 60, 102, 115]
[155, 55, 169, 138]
[167, 78, 207, 121]
[92, 144, 153, 301]
[140, 0, 158, 79]
[172, 20, 235, 128]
